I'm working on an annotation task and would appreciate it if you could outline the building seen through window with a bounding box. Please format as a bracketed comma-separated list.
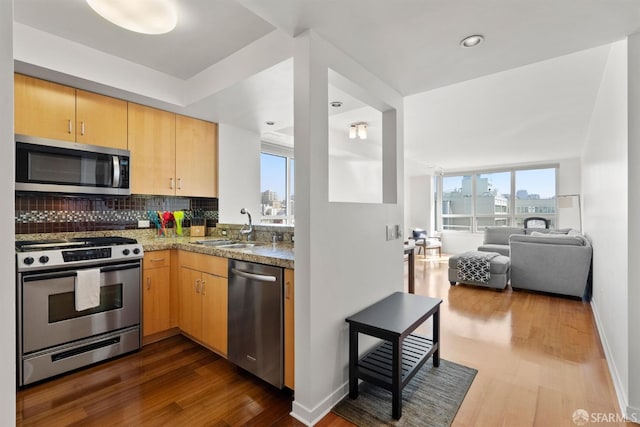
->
[260, 152, 294, 224]
[437, 167, 556, 232]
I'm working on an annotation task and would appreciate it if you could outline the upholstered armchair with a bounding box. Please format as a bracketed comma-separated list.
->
[411, 229, 442, 257]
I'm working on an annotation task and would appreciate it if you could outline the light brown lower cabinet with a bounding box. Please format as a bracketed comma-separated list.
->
[145, 249, 288, 383]
[178, 252, 228, 356]
[142, 251, 172, 338]
[284, 268, 295, 389]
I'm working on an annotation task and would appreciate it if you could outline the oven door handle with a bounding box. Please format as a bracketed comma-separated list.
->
[22, 263, 140, 281]
[100, 263, 140, 273]
[22, 271, 77, 282]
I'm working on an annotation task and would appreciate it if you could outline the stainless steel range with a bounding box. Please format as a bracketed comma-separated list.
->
[16, 236, 143, 386]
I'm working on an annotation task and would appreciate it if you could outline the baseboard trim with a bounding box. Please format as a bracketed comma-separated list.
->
[290, 381, 349, 426]
[590, 298, 629, 418]
[626, 403, 640, 422]
[142, 327, 180, 346]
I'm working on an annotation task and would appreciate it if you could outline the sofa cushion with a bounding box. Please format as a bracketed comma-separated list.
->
[477, 244, 510, 257]
[525, 228, 551, 235]
[510, 233, 588, 246]
[484, 227, 525, 245]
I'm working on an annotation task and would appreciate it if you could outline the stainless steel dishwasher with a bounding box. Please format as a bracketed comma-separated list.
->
[228, 259, 283, 388]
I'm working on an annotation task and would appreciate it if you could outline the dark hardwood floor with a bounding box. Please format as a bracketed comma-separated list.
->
[17, 335, 301, 426]
[17, 252, 630, 426]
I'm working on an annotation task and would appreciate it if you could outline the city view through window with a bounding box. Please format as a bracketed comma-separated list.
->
[438, 167, 556, 231]
[260, 153, 294, 224]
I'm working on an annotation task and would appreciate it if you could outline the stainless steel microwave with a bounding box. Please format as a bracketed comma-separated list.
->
[15, 134, 131, 196]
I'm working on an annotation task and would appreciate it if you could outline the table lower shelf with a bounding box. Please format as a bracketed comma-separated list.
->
[356, 334, 436, 389]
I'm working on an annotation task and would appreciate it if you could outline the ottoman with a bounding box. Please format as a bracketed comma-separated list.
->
[448, 251, 510, 290]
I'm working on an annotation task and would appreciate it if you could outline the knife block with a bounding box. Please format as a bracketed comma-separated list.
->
[190, 225, 205, 237]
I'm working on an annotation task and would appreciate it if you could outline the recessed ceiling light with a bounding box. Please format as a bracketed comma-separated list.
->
[460, 35, 484, 48]
[330, 101, 343, 108]
[265, 121, 275, 126]
[87, 0, 177, 35]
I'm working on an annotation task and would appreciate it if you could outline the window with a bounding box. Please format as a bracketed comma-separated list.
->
[260, 151, 294, 224]
[436, 166, 557, 232]
[514, 168, 556, 228]
[475, 171, 511, 230]
[441, 175, 472, 231]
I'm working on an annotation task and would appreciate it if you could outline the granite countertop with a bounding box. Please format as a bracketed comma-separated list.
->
[15, 231, 295, 269]
[140, 236, 294, 269]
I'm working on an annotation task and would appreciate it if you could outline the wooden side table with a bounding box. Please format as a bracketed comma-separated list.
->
[346, 292, 442, 420]
[404, 244, 415, 294]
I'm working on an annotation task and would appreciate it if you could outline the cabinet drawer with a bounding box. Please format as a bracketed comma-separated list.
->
[179, 251, 227, 277]
[144, 250, 171, 269]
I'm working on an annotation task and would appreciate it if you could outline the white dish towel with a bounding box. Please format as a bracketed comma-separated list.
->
[75, 268, 101, 311]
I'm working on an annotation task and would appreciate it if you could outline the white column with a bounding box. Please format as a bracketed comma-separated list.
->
[291, 30, 404, 425]
[0, 0, 16, 424]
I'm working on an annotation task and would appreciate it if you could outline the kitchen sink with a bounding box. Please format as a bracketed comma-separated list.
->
[191, 239, 235, 246]
[217, 242, 266, 249]
[191, 240, 265, 249]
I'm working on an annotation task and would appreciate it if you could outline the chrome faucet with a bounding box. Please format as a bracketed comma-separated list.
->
[239, 208, 253, 240]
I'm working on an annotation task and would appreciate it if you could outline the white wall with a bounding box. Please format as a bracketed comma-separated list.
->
[14, 22, 185, 105]
[217, 124, 261, 224]
[626, 32, 640, 417]
[581, 40, 630, 415]
[0, 0, 15, 424]
[328, 156, 382, 203]
[292, 30, 404, 425]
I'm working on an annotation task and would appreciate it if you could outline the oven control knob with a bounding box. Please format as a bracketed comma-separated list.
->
[23, 257, 34, 265]
[133, 248, 140, 255]
[39, 255, 49, 264]
[122, 249, 130, 256]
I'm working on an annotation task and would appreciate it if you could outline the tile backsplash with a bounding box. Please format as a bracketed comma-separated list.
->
[15, 193, 218, 234]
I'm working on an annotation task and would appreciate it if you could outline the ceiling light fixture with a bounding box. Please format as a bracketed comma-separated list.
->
[460, 34, 484, 48]
[86, 0, 178, 35]
[349, 123, 367, 140]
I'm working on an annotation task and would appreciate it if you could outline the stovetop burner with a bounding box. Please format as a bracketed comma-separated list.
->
[16, 236, 138, 252]
[16, 236, 144, 272]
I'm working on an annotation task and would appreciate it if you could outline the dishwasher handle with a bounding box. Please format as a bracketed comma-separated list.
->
[231, 268, 277, 282]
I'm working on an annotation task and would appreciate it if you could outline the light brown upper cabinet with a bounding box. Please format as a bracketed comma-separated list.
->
[14, 74, 127, 149]
[75, 89, 127, 149]
[127, 103, 176, 196]
[175, 115, 218, 198]
[128, 104, 218, 197]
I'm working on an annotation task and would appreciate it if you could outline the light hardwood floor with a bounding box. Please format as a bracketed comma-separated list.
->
[17, 253, 631, 426]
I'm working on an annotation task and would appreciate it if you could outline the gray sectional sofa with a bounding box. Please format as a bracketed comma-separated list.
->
[477, 226, 592, 300]
[509, 231, 592, 299]
[477, 226, 525, 256]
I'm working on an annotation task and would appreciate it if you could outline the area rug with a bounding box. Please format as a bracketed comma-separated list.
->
[332, 359, 477, 426]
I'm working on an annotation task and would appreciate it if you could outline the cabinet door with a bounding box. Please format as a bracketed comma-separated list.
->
[142, 266, 171, 337]
[201, 273, 228, 355]
[127, 103, 176, 195]
[14, 74, 76, 141]
[178, 267, 203, 340]
[175, 115, 218, 197]
[76, 90, 127, 149]
[284, 268, 295, 389]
